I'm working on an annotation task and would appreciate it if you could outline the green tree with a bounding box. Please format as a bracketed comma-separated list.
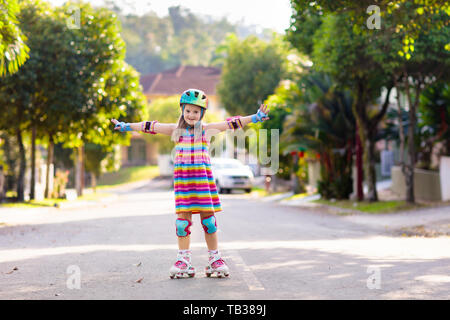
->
[0, 1, 146, 200]
[365, 8, 450, 203]
[289, 0, 450, 203]
[416, 82, 450, 169]
[309, 13, 393, 201]
[53, 2, 147, 196]
[116, 5, 236, 74]
[82, 60, 148, 192]
[281, 72, 356, 199]
[0, 0, 30, 76]
[217, 33, 287, 117]
[289, 0, 449, 55]
[0, 0, 50, 201]
[265, 81, 303, 192]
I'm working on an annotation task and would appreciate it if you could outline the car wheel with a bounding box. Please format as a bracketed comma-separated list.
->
[244, 188, 252, 193]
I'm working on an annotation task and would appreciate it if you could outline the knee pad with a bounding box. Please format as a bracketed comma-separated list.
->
[201, 215, 217, 234]
[175, 218, 192, 237]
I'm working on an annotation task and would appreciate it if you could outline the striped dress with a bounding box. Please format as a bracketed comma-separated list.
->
[173, 127, 222, 214]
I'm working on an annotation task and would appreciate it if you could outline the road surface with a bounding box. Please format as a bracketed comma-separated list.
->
[1, 180, 449, 299]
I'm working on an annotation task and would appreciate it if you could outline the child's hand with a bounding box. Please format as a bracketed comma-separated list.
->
[111, 119, 131, 132]
[111, 119, 121, 131]
[257, 104, 270, 121]
[252, 104, 270, 123]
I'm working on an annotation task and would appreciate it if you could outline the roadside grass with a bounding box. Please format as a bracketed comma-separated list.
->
[284, 192, 309, 201]
[1, 191, 115, 209]
[251, 186, 268, 197]
[313, 199, 425, 214]
[250, 186, 288, 198]
[96, 165, 159, 189]
[0, 165, 159, 208]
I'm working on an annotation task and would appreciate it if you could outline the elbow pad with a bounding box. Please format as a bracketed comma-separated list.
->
[141, 121, 158, 134]
[226, 116, 243, 131]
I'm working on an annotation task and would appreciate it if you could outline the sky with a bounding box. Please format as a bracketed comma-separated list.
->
[47, 0, 293, 33]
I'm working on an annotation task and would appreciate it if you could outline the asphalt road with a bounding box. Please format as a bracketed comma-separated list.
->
[1, 181, 449, 300]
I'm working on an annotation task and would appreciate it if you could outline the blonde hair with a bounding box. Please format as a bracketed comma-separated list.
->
[171, 104, 205, 143]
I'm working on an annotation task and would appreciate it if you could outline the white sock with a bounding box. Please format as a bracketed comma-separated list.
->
[178, 249, 191, 256]
[208, 249, 219, 256]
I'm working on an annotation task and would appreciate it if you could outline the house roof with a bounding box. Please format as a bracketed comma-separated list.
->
[140, 65, 221, 96]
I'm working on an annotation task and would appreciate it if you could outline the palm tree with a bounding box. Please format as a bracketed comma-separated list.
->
[282, 72, 356, 199]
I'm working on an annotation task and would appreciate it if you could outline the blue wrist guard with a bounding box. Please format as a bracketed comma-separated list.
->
[251, 110, 267, 123]
[115, 121, 132, 132]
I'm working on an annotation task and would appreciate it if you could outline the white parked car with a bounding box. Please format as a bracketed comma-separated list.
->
[211, 158, 254, 194]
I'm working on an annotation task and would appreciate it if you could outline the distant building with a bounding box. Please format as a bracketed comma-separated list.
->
[142, 65, 222, 112]
[121, 65, 223, 167]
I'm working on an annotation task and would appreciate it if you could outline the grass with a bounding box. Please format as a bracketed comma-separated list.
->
[1, 165, 159, 209]
[313, 199, 425, 214]
[251, 186, 269, 197]
[250, 186, 293, 198]
[1, 191, 115, 209]
[284, 192, 309, 201]
[96, 165, 159, 188]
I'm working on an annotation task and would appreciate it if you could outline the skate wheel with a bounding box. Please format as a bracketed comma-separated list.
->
[188, 273, 195, 278]
[170, 275, 175, 279]
[206, 272, 211, 277]
[217, 273, 223, 278]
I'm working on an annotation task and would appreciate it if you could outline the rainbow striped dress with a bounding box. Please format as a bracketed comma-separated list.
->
[173, 127, 222, 214]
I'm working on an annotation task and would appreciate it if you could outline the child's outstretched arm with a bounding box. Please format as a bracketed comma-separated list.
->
[110, 119, 176, 136]
[204, 104, 270, 133]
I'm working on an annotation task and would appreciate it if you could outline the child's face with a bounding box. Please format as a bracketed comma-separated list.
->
[183, 104, 202, 125]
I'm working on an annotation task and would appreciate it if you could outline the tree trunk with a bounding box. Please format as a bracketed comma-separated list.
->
[2, 132, 15, 198]
[395, 81, 411, 200]
[75, 145, 84, 197]
[447, 137, 450, 157]
[91, 172, 97, 193]
[352, 80, 393, 202]
[44, 137, 54, 199]
[291, 152, 301, 194]
[352, 81, 369, 202]
[403, 75, 421, 204]
[30, 125, 36, 200]
[16, 128, 26, 202]
[394, 85, 405, 165]
[355, 122, 364, 201]
[0, 165, 5, 202]
[365, 132, 378, 202]
[405, 105, 417, 203]
[81, 145, 85, 191]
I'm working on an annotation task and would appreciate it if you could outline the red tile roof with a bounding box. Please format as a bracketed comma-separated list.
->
[141, 65, 221, 96]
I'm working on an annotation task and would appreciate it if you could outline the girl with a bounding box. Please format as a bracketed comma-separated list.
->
[111, 88, 270, 279]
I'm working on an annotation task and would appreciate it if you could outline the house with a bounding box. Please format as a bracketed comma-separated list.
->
[121, 65, 223, 167]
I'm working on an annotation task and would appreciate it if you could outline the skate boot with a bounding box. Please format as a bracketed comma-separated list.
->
[205, 251, 229, 278]
[169, 250, 195, 279]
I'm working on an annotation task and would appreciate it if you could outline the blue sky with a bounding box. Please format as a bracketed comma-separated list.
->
[47, 0, 293, 33]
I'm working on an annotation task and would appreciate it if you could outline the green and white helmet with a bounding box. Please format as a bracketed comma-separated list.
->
[180, 88, 209, 110]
